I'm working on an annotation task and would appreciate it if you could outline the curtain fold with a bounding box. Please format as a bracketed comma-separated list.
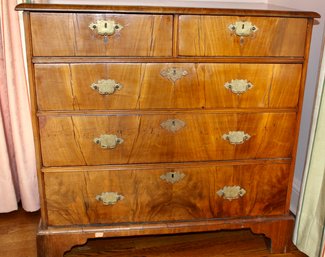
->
[293, 40, 325, 257]
[0, 0, 39, 212]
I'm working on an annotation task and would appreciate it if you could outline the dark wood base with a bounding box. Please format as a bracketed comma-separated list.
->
[36, 215, 295, 257]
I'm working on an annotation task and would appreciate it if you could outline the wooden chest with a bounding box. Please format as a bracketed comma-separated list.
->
[16, 2, 319, 256]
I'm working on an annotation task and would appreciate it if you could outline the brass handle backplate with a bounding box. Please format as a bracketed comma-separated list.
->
[228, 21, 258, 45]
[89, 20, 123, 43]
[224, 79, 253, 95]
[228, 21, 258, 37]
[91, 79, 123, 95]
[160, 171, 185, 184]
[94, 134, 123, 149]
[217, 186, 246, 201]
[222, 131, 251, 145]
[96, 192, 124, 205]
[160, 67, 188, 84]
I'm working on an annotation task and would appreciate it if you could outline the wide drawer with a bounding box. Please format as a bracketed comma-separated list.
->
[178, 16, 307, 57]
[30, 13, 173, 57]
[44, 162, 289, 226]
[39, 113, 296, 166]
[35, 63, 302, 110]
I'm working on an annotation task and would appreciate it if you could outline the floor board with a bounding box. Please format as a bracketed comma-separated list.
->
[0, 207, 307, 257]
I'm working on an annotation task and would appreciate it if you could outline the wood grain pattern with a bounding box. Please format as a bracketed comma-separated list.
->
[15, 2, 320, 19]
[178, 16, 307, 57]
[41, 159, 291, 173]
[34, 63, 302, 110]
[44, 163, 289, 226]
[39, 113, 296, 166]
[285, 18, 315, 211]
[32, 56, 305, 64]
[31, 13, 173, 57]
[0, 207, 39, 257]
[17, 3, 318, 256]
[65, 229, 304, 257]
[36, 215, 296, 256]
[22, 12, 48, 226]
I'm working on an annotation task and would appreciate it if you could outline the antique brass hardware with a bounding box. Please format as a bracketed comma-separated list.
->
[228, 21, 258, 37]
[217, 186, 246, 201]
[89, 20, 123, 43]
[224, 79, 253, 95]
[96, 192, 124, 205]
[228, 21, 258, 45]
[90, 79, 123, 95]
[222, 131, 251, 145]
[160, 119, 186, 133]
[94, 134, 123, 149]
[160, 171, 185, 184]
[160, 67, 188, 83]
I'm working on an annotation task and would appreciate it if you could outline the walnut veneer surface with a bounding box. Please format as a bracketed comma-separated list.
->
[16, 2, 319, 257]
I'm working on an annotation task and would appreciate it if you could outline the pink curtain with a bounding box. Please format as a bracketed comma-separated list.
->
[0, 0, 39, 212]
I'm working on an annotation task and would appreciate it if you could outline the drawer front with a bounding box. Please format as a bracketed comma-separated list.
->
[178, 16, 307, 57]
[39, 113, 296, 166]
[35, 63, 302, 110]
[30, 13, 173, 57]
[44, 163, 289, 226]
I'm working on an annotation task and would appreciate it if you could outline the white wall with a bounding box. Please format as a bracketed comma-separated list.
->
[267, 0, 325, 214]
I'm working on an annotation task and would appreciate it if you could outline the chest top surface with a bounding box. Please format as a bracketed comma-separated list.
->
[16, 1, 319, 18]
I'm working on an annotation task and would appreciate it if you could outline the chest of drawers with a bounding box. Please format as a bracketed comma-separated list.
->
[16, 2, 319, 256]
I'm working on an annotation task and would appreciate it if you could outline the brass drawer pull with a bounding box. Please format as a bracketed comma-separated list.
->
[94, 134, 124, 149]
[160, 67, 188, 83]
[161, 119, 186, 133]
[89, 20, 123, 37]
[228, 21, 258, 37]
[228, 21, 258, 44]
[96, 192, 124, 205]
[224, 79, 253, 95]
[222, 131, 251, 145]
[91, 79, 123, 95]
[160, 171, 185, 184]
[217, 186, 246, 201]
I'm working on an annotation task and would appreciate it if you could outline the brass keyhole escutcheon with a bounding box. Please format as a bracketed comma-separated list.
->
[160, 119, 186, 133]
[160, 67, 188, 84]
[160, 171, 185, 184]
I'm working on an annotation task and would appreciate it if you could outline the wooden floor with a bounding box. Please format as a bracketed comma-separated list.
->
[0, 207, 307, 257]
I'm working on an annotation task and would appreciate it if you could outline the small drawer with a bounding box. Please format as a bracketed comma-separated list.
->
[34, 63, 302, 110]
[30, 13, 173, 57]
[39, 113, 296, 166]
[44, 163, 289, 226]
[178, 15, 307, 57]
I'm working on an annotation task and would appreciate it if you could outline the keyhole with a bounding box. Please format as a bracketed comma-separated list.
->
[105, 22, 108, 28]
[242, 24, 245, 29]
[172, 120, 176, 126]
[173, 69, 176, 75]
[171, 173, 175, 178]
